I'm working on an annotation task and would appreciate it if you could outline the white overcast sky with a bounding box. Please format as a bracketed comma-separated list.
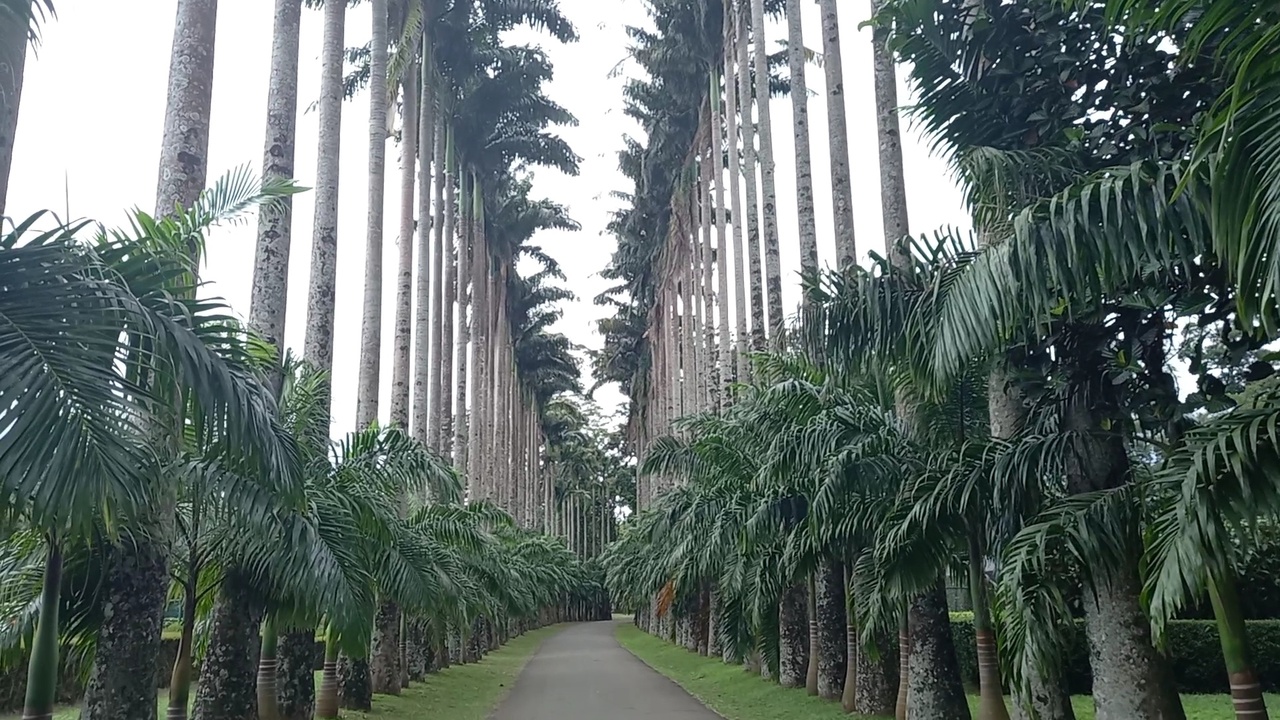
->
[9, 0, 966, 437]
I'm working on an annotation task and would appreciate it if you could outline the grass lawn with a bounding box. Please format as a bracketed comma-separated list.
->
[2, 624, 561, 720]
[615, 622, 1280, 720]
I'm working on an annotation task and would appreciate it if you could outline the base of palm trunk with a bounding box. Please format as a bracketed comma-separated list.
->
[82, 536, 169, 720]
[905, 584, 970, 720]
[316, 661, 339, 719]
[370, 602, 402, 695]
[192, 574, 264, 720]
[276, 631, 317, 720]
[1011, 653, 1075, 720]
[256, 658, 279, 720]
[778, 584, 809, 689]
[337, 654, 372, 711]
[816, 563, 846, 700]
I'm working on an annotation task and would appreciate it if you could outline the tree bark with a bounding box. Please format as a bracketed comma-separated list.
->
[370, 601, 402, 695]
[453, 174, 472, 468]
[337, 654, 371, 711]
[816, 561, 847, 701]
[275, 631, 316, 720]
[723, 16, 749, 382]
[750, 0, 784, 346]
[436, 131, 457, 451]
[736, 3, 765, 353]
[819, 0, 855, 269]
[191, 574, 264, 720]
[869, 0, 911, 267]
[807, 574, 820, 695]
[906, 582, 971, 720]
[355, 0, 388, 431]
[20, 543, 60, 720]
[411, 62, 436, 445]
[779, 583, 810, 688]
[0, 2, 28, 218]
[256, 620, 280, 720]
[785, 0, 819, 286]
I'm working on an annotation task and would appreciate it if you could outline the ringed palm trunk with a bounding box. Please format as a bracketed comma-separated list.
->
[905, 582, 971, 720]
[969, 534, 1011, 720]
[256, 619, 280, 720]
[192, 573, 265, 720]
[20, 542, 61, 720]
[85, 4, 217, 718]
[0, 1, 28, 218]
[818, 0, 855, 269]
[807, 574, 820, 695]
[316, 630, 341, 719]
[785, 0, 819, 288]
[1208, 573, 1269, 720]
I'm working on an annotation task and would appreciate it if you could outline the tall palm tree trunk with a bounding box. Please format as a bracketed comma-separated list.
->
[711, 69, 732, 396]
[411, 61, 436, 445]
[750, 0, 783, 346]
[700, 148, 716, 409]
[467, 172, 489, 497]
[815, 560, 846, 701]
[0, 2, 28, 218]
[191, 574, 265, 720]
[85, 4, 217, 719]
[906, 583, 971, 720]
[736, 3, 765, 353]
[723, 12, 749, 382]
[21, 542, 61, 720]
[779, 583, 810, 688]
[785, 0, 819, 287]
[453, 174, 472, 469]
[436, 131, 456, 451]
[818, 0, 855, 269]
[969, 533, 1010, 720]
[427, 118, 448, 450]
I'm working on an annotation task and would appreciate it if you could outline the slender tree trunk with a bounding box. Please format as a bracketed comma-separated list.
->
[710, 69, 732, 397]
[467, 173, 488, 497]
[724, 13, 749, 382]
[970, 534, 1011, 720]
[869, 0, 910, 267]
[785, 0, 819, 286]
[21, 542, 60, 720]
[427, 117, 448, 450]
[436, 131, 456, 451]
[355, 0, 388, 430]
[389, 60, 418, 434]
[906, 582, 971, 720]
[191, 574, 265, 720]
[819, 0, 855, 269]
[779, 583, 810, 688]
[453, 173, 472, 469]
[316, 633, 340, 719]
[700, 147, 716, 409]
[167, 577, 198, 720]
[750, 0, 783, 346]
[896, 614, 910, 719]
[1207, 573, 1269, 720]
[411, 63, 436, 446]
[256, 619, 280, 720]
[736, 3, 765, 353]
[816, 561, 847, 701]
[86, 5, 217, 718]
[0, 2, 28, 218]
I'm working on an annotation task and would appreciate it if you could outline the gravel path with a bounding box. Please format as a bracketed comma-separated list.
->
[490, 621, 720, 719]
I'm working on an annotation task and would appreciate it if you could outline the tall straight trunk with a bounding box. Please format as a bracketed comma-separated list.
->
[736, 3, 765, 353]
[411, 64, 436, 445]
[0, 3, 28, 218]
[1063, 374, 1184, 720]
[275, 631, 316, 720]
[355, 0, 388, 430]
[427, 118, 448, 450]
[1208, 573, 1269, 720]
[700, 149, 716, 409]
[436, 131, 456, 450]
[779, 583, 809, 688]
[869, 0, 910, 267]
[816, 560, 847, 701]
[453, 173, 472, 468]
[750, 0, 784, 346]
[906, 582, 971, 720]
[682, 198, 698, 419]
[167, 577, 198, 720]
[723, 16, 749, 382]
[785, 0, 819, 285]
[710, 69, 732, 395]
[896, 616, 910, 720]
[466, 172, 488, 497]
[389, 61, 418, 433]
[20, 542, 60, 720]
[191, 574, 264, 720]
[818, 0, 855, 269]
[85, 4, 217, 718]
[256, 619, 279, 720]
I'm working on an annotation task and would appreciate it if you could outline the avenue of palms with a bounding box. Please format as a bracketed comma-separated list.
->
[4, 1, 1280, 720]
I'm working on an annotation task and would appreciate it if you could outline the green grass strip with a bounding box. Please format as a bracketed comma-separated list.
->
[615, 622, 1278, 720]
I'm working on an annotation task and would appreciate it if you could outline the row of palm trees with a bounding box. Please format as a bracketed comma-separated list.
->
[599, 0, 1280, 719]
[0, 0, 612, 719]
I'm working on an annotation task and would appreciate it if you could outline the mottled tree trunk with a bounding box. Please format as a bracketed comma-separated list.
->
[816, 561, 847, 701]
[370, 602, 401, 695]
[723, 13, 749, 381]
[0, 2, 28, 218]
[275, 631, 316, 720]
[191, 575, 264, 720]
[436, 133, 457, 451]
[779, 583, 810, 688]
[818, 0, 855, 269]
[411, 64, 436, 446]
[785, 0, 819, 285]
[905, 583, 970, 720]
[735, 4, 764, 354]
[85, 5, 217, 718]
[355, 0, 388, 431]
[807, 574, 820, 695]
[750, 0, 783, 345]
[337, 655, 371, 711]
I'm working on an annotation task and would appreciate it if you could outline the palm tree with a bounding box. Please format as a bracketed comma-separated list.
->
[783, 0, 817, 295]
[722, 4, 748, 382]
[750, 0, 783, 346]
[355, 0, 389, 433]
[735, 2, 764, 353]
[817, 0, 853, 270]
[84, 3, 220, 717]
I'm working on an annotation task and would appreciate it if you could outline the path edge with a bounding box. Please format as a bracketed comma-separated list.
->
[611, 621, 733, 720]
[484, 623, 572, 719]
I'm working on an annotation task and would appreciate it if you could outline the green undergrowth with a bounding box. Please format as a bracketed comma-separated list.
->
[614, 622, 1279, 720]
[1, 625, 560, 720]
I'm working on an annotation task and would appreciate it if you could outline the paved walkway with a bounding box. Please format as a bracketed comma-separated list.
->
[491, 621, 719, 719]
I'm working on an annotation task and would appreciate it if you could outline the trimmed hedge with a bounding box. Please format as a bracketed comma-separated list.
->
[951, 618, 1280, 694]
[0, 637, 327, 713]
